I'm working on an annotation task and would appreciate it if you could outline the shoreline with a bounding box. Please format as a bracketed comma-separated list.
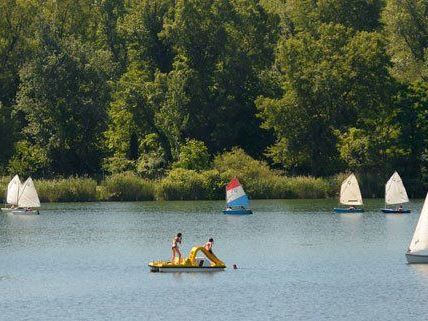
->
[1, 172, 426, 203]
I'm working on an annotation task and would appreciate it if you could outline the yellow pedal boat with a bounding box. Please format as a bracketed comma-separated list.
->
[149, 246, 226, 272]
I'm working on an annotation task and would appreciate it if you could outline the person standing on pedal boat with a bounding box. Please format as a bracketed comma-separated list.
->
[171, 233, 182, 263]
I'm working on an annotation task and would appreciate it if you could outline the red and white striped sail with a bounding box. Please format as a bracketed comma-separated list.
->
[226, 178, 249, 207]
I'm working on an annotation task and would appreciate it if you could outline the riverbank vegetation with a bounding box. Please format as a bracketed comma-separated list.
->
[0, 0, 427, 201]
[1, 149, 423, 202]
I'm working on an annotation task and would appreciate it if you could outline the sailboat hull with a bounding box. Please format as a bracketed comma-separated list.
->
[1, 207, 15, 213]
[333, 208, 364, 213]
[1, 208, 39, 215]
[406, 253, 428, 264]
[13, 209, 39, 215]
[381, 208, 411, 214]
[223, 209, 253, 215]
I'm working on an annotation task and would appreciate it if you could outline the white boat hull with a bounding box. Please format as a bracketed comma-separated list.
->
[152, 267, 225, 273]
[1, 207, 15, 213]
[406, 253, 428, 264]
[1, 208, 39, 215]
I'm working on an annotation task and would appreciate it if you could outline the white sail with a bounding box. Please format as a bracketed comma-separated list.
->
[17, 177, 40, 208]
[340, 174, 363, 206]
[385, 171, 409, 205]
[409, 193, 428, 254]
[6, 175, 21, 205]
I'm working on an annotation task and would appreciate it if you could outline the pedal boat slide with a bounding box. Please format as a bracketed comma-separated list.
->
[149, 246, 226, 272]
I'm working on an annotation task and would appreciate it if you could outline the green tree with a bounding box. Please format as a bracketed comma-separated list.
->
[104, 0, 180, 169]
[119, 0, 174, 72]
[7, 140, 49, 177]
[393, 82, 428, 178]
[136, 133, 167, 179]
[0, 102, 17, 171]
[270, 0, 383, 35]
[173, 139, 211, 171]
[38, 0, 99, 42]
[15, 34, 113, 176]
[161, 0, 279, 155]
[95, 0, 128, 68]
[0, 0, 39, 169]
[382, 0, 428, 81]
[257, 24, 393, 175]
[104, 62, 188, 167]
[336, 126, 407, 174]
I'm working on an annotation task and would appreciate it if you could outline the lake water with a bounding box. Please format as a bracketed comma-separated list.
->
[1, 199, 427, 321]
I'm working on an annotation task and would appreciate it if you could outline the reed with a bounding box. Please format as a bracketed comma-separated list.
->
[278, 176, 336, 199]
[1, 165, 395, 203]
[36, 178, 98, 202]
[0, 176, 9, 202]
[100, 172, 155, 201]
[156, 168, 211, 200]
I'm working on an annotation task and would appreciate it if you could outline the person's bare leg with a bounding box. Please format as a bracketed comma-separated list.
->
[171, 248, 176, 262]
[177, 248, 182, 263]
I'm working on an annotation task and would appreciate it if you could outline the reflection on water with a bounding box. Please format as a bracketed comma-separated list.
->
[0, 198, 426, 321]
[411, 264, 428, 280]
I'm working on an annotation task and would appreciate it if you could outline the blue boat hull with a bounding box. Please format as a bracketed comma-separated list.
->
[381, 208, 411, 214]
[333, 208, 364, 213]
[223, 209, 253, 215]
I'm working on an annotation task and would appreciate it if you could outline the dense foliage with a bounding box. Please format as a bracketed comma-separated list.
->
[0, 0, 427, 195]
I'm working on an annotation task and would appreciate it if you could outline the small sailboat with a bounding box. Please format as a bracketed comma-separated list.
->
[333, 174, 364, 213]
[223, 178, 253, 215]
[149, 246, 226, 272]
[1, 177, 40, 215]
[382, 171, 410, 213]
[1, 175, 22, 212]
[406, 193, 428, 263]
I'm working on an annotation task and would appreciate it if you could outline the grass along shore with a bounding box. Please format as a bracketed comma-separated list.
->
[0, 172, 343, 203]
[2, 171, 424, 203]
[1, 149, 425, 203]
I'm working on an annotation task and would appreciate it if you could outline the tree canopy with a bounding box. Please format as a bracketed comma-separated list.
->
[0, 0, 426, 190]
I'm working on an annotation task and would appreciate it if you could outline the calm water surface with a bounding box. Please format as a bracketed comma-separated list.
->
[1, 199, 427, 321]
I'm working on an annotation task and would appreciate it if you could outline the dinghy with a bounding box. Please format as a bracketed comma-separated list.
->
[1, 175, 22, 213]
[149, 246, 226, 272]
[223, 178, 253, 215]
[334, 174, 364, 213]
[382, 171, 410, 213]
[2, 177, 40, 215]
[406, 193, 428, 263]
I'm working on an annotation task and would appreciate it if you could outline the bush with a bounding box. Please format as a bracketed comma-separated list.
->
[213, 149, 339, 199]
[0, 167, 345, 203]
[156, 168, 229, 200]
[157, 168, 207, 200]
[36, 178, 97, 202]
[100, 172, 155, 201]
[282, 176, 334, 199]
[200, 169, 226, 200]
[214, 148, 279, 198]
[214, 148, 272, 181]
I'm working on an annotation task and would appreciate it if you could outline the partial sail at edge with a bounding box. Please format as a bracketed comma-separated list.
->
[409, 193, 428, 254]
